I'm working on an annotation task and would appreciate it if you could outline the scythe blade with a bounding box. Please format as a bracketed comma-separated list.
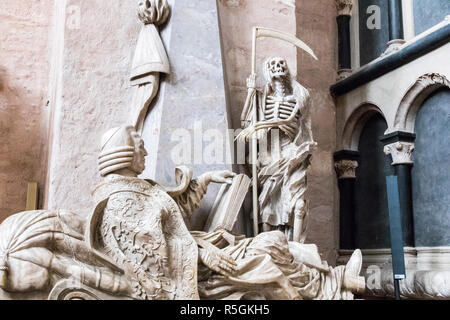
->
[255, 27, 318, 61]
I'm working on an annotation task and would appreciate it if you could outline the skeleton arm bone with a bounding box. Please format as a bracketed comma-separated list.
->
[241, 74, 258, 127]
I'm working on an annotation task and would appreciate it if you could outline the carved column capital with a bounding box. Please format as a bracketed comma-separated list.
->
[384, 141, 415, 165]
[337, 69, 352, 81]
[335, 0, 353, 16]
[335, 160, 358, 179]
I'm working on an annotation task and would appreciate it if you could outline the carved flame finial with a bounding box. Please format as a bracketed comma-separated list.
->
[137, 0, 170, 26]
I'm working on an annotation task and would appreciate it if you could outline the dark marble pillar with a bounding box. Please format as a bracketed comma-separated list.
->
[388, 0, 405, 41]
[334, 150, 360, 249]
[385, 0, 406, 54]
[337, 15, 352, 70]
[381, 132, 416, 247]
[335, 0, 354, 80]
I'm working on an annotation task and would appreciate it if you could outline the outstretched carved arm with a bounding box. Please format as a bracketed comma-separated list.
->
[172, 171, 236, 222]
[241, 74, 258, 128]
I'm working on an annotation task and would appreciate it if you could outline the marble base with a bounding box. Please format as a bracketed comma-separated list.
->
[338, 246, 450, 299]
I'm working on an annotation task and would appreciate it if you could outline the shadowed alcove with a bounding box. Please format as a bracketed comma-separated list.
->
[412, 88, 450, 246]
[354, 113, 394, 249]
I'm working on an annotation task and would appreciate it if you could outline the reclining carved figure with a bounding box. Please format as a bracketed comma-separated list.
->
[0, 126, 365, 300]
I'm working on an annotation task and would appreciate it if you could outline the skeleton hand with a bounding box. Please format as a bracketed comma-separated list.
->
[236, 125, 258, 143]
[247, 73, 257, 90]
[198, 243, 237, 276]
[204, 170, 236, 184]
[241, 119, 252, 128]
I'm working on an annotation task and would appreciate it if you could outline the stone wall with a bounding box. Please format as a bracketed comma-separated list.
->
[0, 0, 52, 221]
[45, 0, 140, 216]
[296, 0, 339, 263]
[413, 0, 450, 35]
[1, 0, 340, 263]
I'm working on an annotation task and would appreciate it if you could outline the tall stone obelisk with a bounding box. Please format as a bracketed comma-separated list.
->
[45, 0, 237, 232]
[141, 0, 235, 230]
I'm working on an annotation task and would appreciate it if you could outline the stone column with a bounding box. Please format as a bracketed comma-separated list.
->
[385, 0, 406, 54]
[334, 150, 359, 249]
[382, 132, 416, 247]
[335, 0, 354, 80]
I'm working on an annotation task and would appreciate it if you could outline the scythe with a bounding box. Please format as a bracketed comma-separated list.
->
[247, 27, 318, 238]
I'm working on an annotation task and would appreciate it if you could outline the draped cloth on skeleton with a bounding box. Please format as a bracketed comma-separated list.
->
[243, 80, 317, 241]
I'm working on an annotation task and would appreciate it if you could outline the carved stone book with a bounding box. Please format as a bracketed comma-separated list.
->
[204, 174, 251, 233]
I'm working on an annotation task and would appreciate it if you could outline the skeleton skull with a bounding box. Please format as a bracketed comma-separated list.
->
[266, 57, 288, 79]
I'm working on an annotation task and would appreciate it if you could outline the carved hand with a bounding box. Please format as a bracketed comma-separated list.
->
[204, 170, 236, 185]
[247, 73, 257, 90]
[199, 245, 237, 277]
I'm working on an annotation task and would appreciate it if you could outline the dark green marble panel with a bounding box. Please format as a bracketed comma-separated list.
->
[412, 89, 450, 246]
[414, 0, 450, 35]
[355, 114, 394, 249]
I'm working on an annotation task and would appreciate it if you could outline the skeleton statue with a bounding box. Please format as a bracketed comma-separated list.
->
[130, 0, 171, 132]
[0, 127, 365, 300]
[239, 57, 317, 242]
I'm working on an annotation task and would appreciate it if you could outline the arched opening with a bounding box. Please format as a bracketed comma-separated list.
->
[412, 88, 450, 247]
[394, 73, 450, 133]
[342, 104, 383, 150]
[354, 113, 394, 249]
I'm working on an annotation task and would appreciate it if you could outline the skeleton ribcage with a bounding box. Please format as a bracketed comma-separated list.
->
[263, 95, 300, 141]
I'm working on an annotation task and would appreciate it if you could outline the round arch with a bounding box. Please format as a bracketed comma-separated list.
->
[394, 73, 450, 133]
[341, 103, 386, 150]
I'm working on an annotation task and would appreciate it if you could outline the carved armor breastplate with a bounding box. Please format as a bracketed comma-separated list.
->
[93, 176, 199, 300]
